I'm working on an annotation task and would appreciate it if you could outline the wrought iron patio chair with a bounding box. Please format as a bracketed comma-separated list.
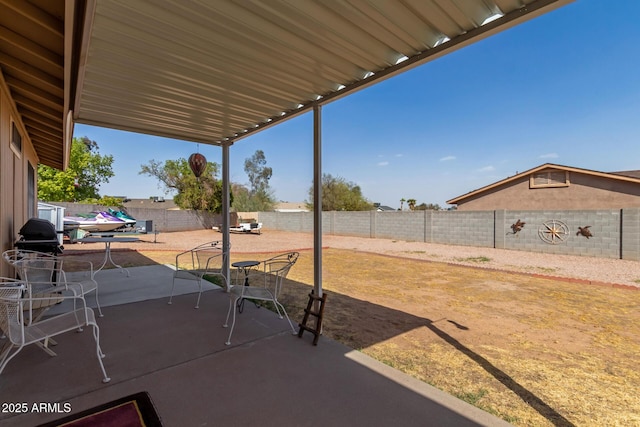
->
[169, 240, 229, 308]
[3, 249, 55, 270]
[223, 252, 299, 345]
[3, 249, 103, 322]
[13, 254, 103, 318]
[0, 277, 110, 383]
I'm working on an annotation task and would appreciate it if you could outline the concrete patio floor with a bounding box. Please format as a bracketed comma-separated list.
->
[0, 265, 512, 427]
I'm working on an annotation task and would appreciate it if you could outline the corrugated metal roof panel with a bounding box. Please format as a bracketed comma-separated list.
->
[75, 0, 571, 145]
[2, 0, 572, 168]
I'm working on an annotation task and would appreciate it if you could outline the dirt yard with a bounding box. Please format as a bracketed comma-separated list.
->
[63, 230, 640, 427]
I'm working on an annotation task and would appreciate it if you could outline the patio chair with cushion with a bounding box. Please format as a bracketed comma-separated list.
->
[169, 240, 229, 309]
[0, 277, 110, 383]
[223, 252, 299, 345]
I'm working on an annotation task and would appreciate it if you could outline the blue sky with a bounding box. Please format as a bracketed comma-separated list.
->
[74, 0, 640, 209]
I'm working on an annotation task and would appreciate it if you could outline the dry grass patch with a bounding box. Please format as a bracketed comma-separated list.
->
[63, 247, 640, 426]
[212, 249, 640, 426]
[455, 256, 492, 263]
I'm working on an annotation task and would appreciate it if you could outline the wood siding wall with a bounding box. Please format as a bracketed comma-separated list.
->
[1, 71, 39, 277]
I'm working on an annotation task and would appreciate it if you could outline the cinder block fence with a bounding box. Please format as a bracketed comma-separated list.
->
[258, 209, 640, 261]
[50, 202, 222, 233]
[49, 203, 640, 260]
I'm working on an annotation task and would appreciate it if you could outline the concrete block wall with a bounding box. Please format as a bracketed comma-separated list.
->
[258, 212, 304, 232]
[374, 211, 426, 241]
[48, 202, 217, 232]
[621, 208, 640, 261]
[48, 204, 640, 260]
[431, 211, 494, 247]
[135, 209, 203, 232]
[258, 208, 640, 260]
[495, 210, 507, 249]
[333, 211, 371, 236]
[503, 210, 620, 258]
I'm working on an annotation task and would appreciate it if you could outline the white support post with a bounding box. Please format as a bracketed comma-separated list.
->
[222, 142, 231, 290]
[313, 104, 322, 297]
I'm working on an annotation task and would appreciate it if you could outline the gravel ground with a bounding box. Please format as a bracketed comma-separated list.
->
[70, 228, 640, 289]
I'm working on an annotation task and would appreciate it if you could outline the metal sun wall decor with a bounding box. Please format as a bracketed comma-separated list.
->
[188, 152, 207, 178]
[538, 219, 569, 244]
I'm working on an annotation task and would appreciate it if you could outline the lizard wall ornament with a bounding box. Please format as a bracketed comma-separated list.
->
[510, 219, 526, 235]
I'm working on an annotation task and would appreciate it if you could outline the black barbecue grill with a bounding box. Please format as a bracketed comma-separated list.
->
[14, 218, 64, 255]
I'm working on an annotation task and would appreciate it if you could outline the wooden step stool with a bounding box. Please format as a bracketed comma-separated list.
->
[298, 290, 327, 345]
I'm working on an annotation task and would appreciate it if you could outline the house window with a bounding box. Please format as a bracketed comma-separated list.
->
[11, 121, 22, 155]
[530, 170, 569, 188]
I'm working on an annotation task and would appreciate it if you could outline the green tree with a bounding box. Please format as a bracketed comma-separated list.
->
[407, 198, 417, 210]
[230, 183, 250, 211]
[139, 158, 231, 213]
[237, 150, 275, 211]
[306, 174, 373, 211]
[244, 150, 271, 194]
[97, 196, 125, 208]
[38, 136, 114, 202]
[415, 202, 442, 211]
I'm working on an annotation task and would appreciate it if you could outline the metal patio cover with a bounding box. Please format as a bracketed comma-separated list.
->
[71, 0, 571, 148]
[0, 0, 571, 170]
[0, 0, 572, 299]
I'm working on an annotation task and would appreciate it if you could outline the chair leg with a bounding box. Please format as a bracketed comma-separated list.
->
[71, 298, 81, 331]
[169, 275, 207, 308]
[90, 323, 110, 383]
[194, 277, 202, 309]
[71, 303, 86, 332]
[223, 295, 233, 328]
[93, 283, 104, 317]
[0, 341, 14, 371]
[168, 276, 177, 305]
[35, 339, 57, 356]
[270, 296, 283, 318]
[276, 301, 297, 335]
[223, 295, 239, 345]
[91, 323, 106, 358]
[0, 343, 23, 378]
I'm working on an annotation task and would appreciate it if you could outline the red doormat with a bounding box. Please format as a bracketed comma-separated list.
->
[38, 392, 162, 427]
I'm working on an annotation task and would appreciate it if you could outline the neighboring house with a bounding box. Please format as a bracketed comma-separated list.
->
[375, 205, 397, 212]
[123, 198, 179, 210]
[447, 163, 640, 211]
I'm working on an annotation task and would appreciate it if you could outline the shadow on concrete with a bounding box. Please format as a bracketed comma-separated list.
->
[0, 279, 512, 427]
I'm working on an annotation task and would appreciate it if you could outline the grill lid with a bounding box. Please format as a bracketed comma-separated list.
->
[19, 218, 58, 240]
